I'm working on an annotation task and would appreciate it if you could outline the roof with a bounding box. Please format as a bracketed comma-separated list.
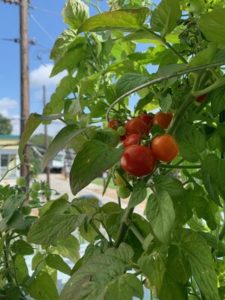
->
[0, 135, 19, 140]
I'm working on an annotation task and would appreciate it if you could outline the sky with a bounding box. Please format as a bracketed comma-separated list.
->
[0, 0, 157, 136]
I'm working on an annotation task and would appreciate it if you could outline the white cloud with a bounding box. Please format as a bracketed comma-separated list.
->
[0, 97, 18, 117]
[30, 64, 67, 89]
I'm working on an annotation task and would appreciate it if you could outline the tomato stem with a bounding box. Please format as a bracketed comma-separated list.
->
[159, 164, 201, 169]
[106, 60, 225, 122]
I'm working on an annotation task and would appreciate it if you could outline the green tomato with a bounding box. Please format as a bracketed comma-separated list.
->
[16, 177, 26, 187]
[31, 182, 41, 192]
[30, 190, 38, 199]
[117, 126, 126, 136]
[117, 186, 131, 199]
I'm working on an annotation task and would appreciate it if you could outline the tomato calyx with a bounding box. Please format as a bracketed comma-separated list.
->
[108, 119, 119, 130]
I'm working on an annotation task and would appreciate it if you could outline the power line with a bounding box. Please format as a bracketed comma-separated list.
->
[29, 4, 60, 16]
[29, 13, 54, 42]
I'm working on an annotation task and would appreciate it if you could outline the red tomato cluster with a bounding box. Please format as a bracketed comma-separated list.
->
[108, 111, 179, 177]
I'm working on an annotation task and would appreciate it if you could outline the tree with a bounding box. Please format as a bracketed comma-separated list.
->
[0, 114, 12, 134]
[13, 0, 225, 299]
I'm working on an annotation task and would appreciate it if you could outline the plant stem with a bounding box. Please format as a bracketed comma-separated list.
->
[114, 206, 134, 248]
[159, 164, 201, 169]
[129, 224, 145, 244]
[143, 28, 188, 64]
[168, 94, 193, 135]
[106, 60, 225, 121]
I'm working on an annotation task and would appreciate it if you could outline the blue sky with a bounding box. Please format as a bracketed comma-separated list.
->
[0, 1, 156, 135]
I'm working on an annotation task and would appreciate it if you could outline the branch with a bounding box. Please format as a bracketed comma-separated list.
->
[106, 60, 225, 121]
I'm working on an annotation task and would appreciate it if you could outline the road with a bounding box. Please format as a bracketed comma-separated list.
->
[38, 173, 146, 215]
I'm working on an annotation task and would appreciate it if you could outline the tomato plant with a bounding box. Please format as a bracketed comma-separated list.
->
[16, 0, 225, 299]
[123, 133, 141, 147]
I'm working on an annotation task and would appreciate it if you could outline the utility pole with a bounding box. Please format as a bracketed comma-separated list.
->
[20, 0, 30, 177]
[43, 85, 50, 186]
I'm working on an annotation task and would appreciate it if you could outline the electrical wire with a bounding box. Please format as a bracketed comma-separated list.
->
[29, 13, 54, 43]
[29, 4, 60, 16]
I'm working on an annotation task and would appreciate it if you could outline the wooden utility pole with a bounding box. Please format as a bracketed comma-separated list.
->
[20, 0, 30, 177]
[43, 85, 50, 186]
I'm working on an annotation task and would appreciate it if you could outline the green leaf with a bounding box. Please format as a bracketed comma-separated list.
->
[18, 113, 42, 162]
[151, 0, 181, 36]
[50, 29, 77, 61]
[176, 124, 206, 162]
[179, 229, 219, 300]
[154, 175, 183, 197]
[46, 254, 71, 275]
[202, 154, 225, 204]
[44, 75, 77, 115]
[63, 0, 89, 30]
[28, 213, 84, 245]
[60, 243, 133, 300]
[138, 253, 166, 292]
[70, 140, 123, 195]
[209, 85, 225, 116]
[159, 273, 188, 300]
[93, 128, 120, 147]
[78, 8, 149, 33]
[104, 274, 143, 300]
[116, 73, 150, 97]
[11, 240, 34, 256]
[14, 255, 29, 284]
[43, 126, 90, 167]
[199, 9, 225, 45]
[128, 181, 147, 208]
[51, 44, 87, 77]
[53, 235, 80, 263]
[27, 272, 59, 300]
[28, 198, 85, 245]
[146, 191, 175, 243]
[189, 43, 217, 67]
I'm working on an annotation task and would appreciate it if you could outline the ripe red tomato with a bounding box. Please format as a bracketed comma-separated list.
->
[153, 112, 173, 129]
[121, 145, 156, 177]
[123, 133, 141, 147]
[196, 94, 207, 103]
[108, 119, 119, 130]
[139, 113, 154, 128]
[125, 117, 150, 136]
[151, 134, 179, 162]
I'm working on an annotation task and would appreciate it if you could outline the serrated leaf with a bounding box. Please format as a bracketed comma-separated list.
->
[176, 124, 206, 162]
[189, 43, 217, 67]
[154, 175, 183, 197]
[209, 86, 225, 116]
[199, 9, 225, 45]
[63, 0, 89, 29]
[14, 255, 29, 284]
[146, 191, 175, 243]
[27, 272, 59, 300]
[202, 154, 225, 204]
[46, 254, 71, 275]
[53, 235, 80, 263]
[116, 73, 150, 97]
[159, 273, 188, 300]
[104, 274, 143, 300]
[43, 126, 90, 168]
[50, 29, 77, 61]
[151, 0, 181, 37]
[11, 240, 34, 256]
[70, 140, 123, 195]
[179, 229, 220, 300]
[28, 213, 84, 245]
[128, 181, 147, 208]
[78, 8, 149, 33]
[59, 243, 133, 300]
[138, 253, 166, 292]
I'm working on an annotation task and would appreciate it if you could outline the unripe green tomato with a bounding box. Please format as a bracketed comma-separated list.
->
[31, 182, 41, 192]
[30, 190, 38, 199]
[94, 128, 120, 147]
[117, 126, 126, 136]
[16, 177, 26, 187]
[117, 186, 131, 199]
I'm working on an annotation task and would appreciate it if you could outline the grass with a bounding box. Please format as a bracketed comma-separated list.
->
[92, 177, 115, 189]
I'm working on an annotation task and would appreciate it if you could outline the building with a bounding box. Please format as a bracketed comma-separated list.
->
[0, 135, 20, 180]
